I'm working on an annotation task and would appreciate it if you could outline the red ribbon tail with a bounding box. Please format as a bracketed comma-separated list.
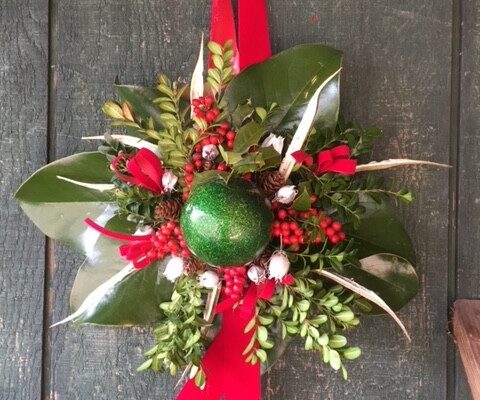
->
[238, 0, 271, 70]
[84, 218, 152, 242]
[176, 307, 261, 400]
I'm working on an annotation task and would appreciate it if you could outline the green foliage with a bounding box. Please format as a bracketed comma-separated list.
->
[250, 271, 364, 377]
[207, 40, 235, 98]
[306, 119, 383, 157]
[141, 276, 209, 385]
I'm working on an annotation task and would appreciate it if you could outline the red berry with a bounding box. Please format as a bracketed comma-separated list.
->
[194, 159, 203, 169]
[287, 209, 297, 216]
[332, 221, 342, 231]
[217, 163, 227, 171]
[195, 144, 202, 153]
[204, 96, 214, 107]
[289, 221, 299, 231]
[227, 140, 234, 148]
[299, 212, 309, 219]
[338, 232, 346, 241]
[277, 209, 287, 220]
[326, 227, 335, 237]
[310, 194, 318, 204]
[185, 174, 194, 183]
[330, 234, 340, 244]
[220, 121, 230, 130]
[226, 131, 236, 140]
[192, 99, 200, 107]
[209, 136, 219, 145]
[184, 163, 194, 173]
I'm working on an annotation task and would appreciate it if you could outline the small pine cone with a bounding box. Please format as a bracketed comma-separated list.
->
[154, 197, 183, 220]
[254, 249, 273, 269]
[183, 257, 207, 275]
[202, 160, 214, 171]
[256, 171, 285, 197]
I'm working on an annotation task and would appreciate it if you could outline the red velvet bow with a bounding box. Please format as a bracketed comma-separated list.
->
[112, 148, 164, 194]
[177, 279, 276, 400]
[292, 145, 357, 176]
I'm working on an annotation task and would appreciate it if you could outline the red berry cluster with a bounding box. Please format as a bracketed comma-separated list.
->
[150, 221, 191, 258]
[182, 156, 228, 201]
[271, 196, 346, 250]
[319, 217, 346, 244]
[192, 96, 220, 123]
[219, 266, 247, 301]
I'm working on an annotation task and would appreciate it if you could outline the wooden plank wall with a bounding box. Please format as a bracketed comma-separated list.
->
[0, 0, 477, 399]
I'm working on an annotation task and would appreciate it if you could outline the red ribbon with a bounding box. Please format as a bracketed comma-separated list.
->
[209, 0, 271, 73]
[177, 280, 276, 400]
[292, 145, 357, 176]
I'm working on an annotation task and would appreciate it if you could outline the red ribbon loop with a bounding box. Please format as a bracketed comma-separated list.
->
[315, 145, 357, 175]
[209, 0, 271, 74]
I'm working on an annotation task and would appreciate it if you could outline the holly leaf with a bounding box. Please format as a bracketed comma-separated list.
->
[15, 152, 116, 251]
[115, 85, 164, 129]
[290, 188, 311, 211]
[343, 196, 416, 264]
[224, 45, 342, 133]
[258, 146, 282, 169]
[233, 121, 267, 153]
[343, 253, 419, 313]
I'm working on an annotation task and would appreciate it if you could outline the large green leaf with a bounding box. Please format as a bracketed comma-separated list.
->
[345, 253, 419, 313]
[224, 45, 342, 132]
[343, 197, 416, 264]
[15, 152, 115, 251]
[115, 85, 164, 129]
[72, 257, 174, 326]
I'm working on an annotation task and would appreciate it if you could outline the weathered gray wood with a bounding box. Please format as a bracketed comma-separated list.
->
[455, 0, 480, 398]
[0, 0, 48, 399]
[44, 1, 454, 400]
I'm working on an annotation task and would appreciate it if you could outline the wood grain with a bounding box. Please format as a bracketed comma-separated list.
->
[0, 1, 48, 399]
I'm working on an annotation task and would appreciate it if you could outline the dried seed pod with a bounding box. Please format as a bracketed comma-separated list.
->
[256, 171, 285, 197]
[154, 197, 183, 221]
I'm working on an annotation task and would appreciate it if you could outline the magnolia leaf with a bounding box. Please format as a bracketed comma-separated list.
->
[56, 176, 115, 192]
[15, 152, 115, 251]
[52, 263, 136, 327]
[72, 257, 175, 326]
[82, 135, 159, 154]
[224, 45, 343, 133]
[190, 33, 204, 116]
[344, 253, 419, 313]
[343, 196, 416, 264]
[233, 121, 266, 153]
[356, 159, 450, 172]
[317, 269, 411, 341]
[279, 68, 342, 179]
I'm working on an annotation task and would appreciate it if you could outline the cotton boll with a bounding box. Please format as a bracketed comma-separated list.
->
[163, 256, 185, 282]
[198, 270, 220, 288]
[275, 185, 298, 204]
[202, 144, 219, 161]
[162, 170, 178, 192]
[268, 251, 290, 280]
[247, 265, 266, 284]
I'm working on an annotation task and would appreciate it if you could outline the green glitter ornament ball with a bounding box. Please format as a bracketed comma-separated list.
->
[180, 177, 273, 266]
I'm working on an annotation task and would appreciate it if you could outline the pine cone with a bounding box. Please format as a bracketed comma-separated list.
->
[183, 257, 207, 275]
[256, 171, 285, 197]
[154, 197, 183, 221]
[202, 160, 214, 171]
[254, 249, 273, 269]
